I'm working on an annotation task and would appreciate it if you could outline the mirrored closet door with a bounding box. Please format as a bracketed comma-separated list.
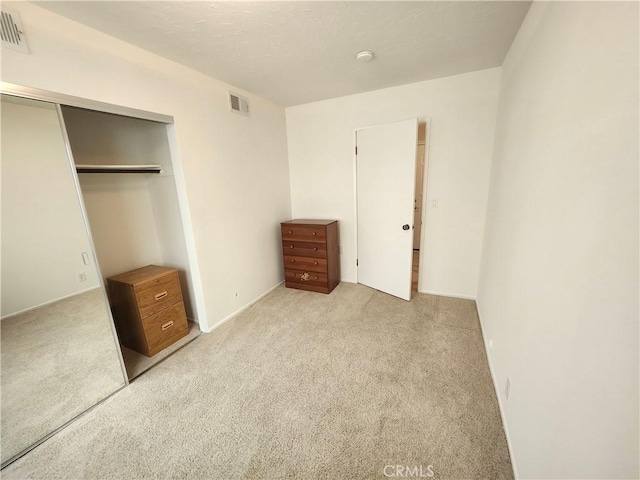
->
[0, 94, 127, 466]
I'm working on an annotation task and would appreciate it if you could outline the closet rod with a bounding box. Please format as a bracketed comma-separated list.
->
[75, 164, 162, 174]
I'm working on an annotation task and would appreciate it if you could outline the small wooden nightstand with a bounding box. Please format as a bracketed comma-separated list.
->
[107, 265, 189, 357]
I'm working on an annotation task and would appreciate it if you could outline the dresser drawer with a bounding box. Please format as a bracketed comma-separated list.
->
[142, 302, 189, 356]
[282, 241, 327, 258]
[135, 271, 182, 319]
[280, 225, 326, 242]
[283, 255, 327, 273]
[284, 269, 327, 286]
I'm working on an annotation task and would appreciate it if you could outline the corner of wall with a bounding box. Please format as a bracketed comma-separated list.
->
[475, 298, 519, 479]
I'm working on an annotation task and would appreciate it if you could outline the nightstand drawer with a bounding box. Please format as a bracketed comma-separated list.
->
[142, 302, 188, 356]
[282, 241, 327, 258]
[283, 255, 327, 273]
[135, 271, 182, 319]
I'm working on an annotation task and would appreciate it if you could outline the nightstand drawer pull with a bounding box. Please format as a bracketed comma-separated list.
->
[155, 291, 168, 301]
[161, 320, 174, 330]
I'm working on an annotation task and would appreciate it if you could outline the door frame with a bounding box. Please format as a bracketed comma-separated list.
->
[352, 118, 432, 293]
[416, 118, 432, 293]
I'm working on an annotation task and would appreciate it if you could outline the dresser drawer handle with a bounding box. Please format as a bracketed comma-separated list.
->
[289, 245, 294, 249]
[312, 232, 317, 236]
[313, 247, 317, 251]
[161, 320, 174, 331]
[154, 291, 168, 301]
[314, 262, 318, 265]
[288, 230, 292, 234]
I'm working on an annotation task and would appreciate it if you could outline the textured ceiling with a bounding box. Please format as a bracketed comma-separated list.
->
[36, 1, 532, 106]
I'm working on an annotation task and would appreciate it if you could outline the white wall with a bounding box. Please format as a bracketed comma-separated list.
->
[477, 2, 639, 478]
[1, 98, 100, 317]
[2, 2, 292, 330]
[74, 175, 163, 279]
[286, 68, 501, 298]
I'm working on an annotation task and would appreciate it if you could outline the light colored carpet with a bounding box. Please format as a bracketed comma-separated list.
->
[2, 283, 513, 479]
[120, 321, 201, 380]
[1, 289, 126, 465]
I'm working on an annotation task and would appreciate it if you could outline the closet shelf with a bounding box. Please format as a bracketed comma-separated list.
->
[75, 164, 162, 174]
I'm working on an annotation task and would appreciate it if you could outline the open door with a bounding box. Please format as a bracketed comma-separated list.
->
[356, 118, 418, 301]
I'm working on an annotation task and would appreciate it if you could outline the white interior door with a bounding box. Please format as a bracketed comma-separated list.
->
[356, 118, 418, 301]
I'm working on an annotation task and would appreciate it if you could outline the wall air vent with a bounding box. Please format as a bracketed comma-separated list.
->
[1, 7, 29, 54]
[228, 92, 249, 117]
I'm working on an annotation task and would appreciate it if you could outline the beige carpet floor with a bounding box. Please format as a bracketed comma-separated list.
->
[1, 289, 126, 465]
[2, 283, 513, 479]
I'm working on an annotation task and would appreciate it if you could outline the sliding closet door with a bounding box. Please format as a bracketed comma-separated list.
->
[0, 95, 127, 466]
[60, 105, 201, 380]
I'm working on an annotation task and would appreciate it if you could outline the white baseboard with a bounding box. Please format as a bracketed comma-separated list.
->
[419, 289, 476, 300]
[206, 281, 284, 333]
[1, 286, 101, 321]
[341, 281, 476, 301]
[475, 298, 519, 479]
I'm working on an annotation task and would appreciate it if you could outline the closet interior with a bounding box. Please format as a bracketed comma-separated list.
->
[61, 106, 201, 379]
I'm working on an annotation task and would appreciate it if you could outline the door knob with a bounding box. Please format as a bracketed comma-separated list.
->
[402, 224, 410, 230]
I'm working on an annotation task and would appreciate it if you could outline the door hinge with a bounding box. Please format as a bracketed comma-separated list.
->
[355, 146, 358, 155]
[356, 258, 359, 266]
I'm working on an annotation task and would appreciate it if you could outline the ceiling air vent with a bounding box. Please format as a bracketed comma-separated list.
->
[1, 7, 29, 54]
[228, 92, 249, 117]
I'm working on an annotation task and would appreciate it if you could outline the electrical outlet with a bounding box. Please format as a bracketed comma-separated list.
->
[431, 198, 439, 208]
[78, 272, 86, 282]
[505, 377, 511, 400]
[233, 291, 239, 299]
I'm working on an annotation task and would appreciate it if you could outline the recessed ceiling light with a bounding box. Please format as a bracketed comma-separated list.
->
[356, 50, 374, 62]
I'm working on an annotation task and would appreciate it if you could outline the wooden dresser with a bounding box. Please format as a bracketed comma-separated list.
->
[281, 220, 339, 294]
[107, 265, 189, 357]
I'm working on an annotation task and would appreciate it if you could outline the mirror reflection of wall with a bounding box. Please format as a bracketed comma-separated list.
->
[0, 95, 127, 466]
